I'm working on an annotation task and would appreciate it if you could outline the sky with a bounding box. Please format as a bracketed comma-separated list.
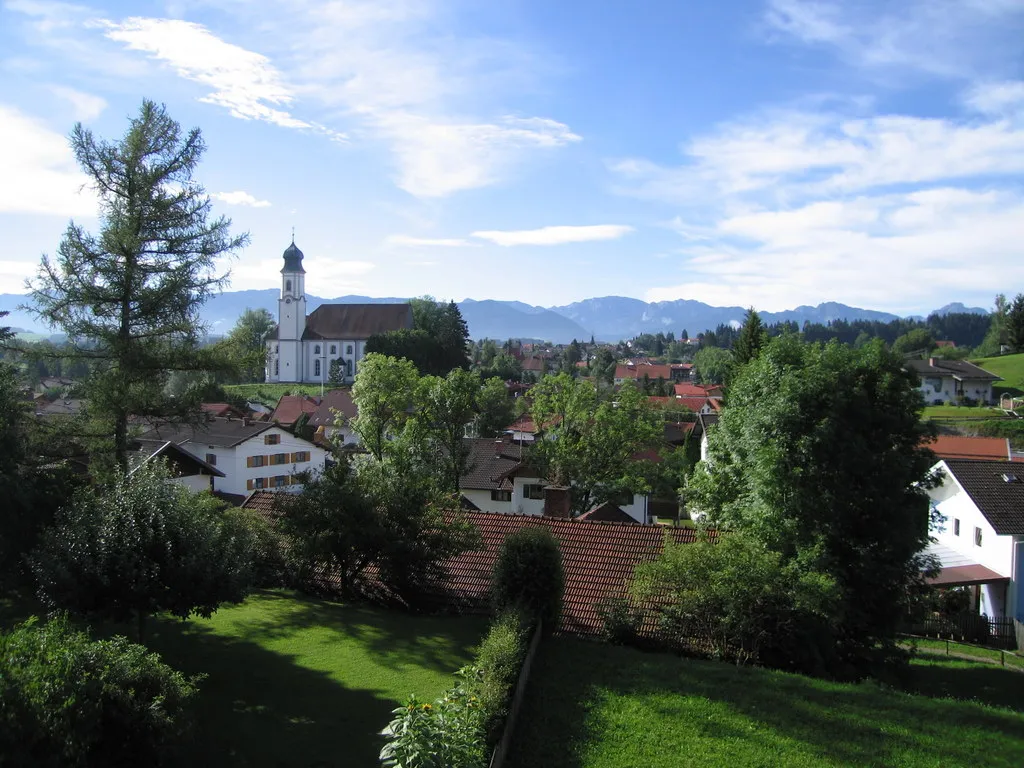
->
[1, 0, 1023, 314]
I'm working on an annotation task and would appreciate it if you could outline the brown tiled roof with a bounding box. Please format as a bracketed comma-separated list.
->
[271, 394, 320, 427]
[578, 502, 638, 524]
[201, 402, 244, 418]
[942, 459, 1024, 535]
[522, 357, 546, 372]
[615, 364, 672, 380]
[903, 359, 1000, 381]
[137, 417, 273, 448]
[309, 389, 357, 428]
[460, 438, 526, 490]
[240, 489, 283, 518]
[928, 563, 1009, 587]
[438, 512, 696, 635]
[302, 303, 412, 341]
[924, 435, 1010, 461]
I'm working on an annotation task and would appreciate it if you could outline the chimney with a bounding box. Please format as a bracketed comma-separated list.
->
[494, 438, 504, 458]
[929, 357, 936, 367]
[242, 416, 250, 427]
[543, 485, 572, 519]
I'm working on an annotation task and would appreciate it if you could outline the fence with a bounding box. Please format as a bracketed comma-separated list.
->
[903, 614, 1018, 650]
[489, 619, 543, 768]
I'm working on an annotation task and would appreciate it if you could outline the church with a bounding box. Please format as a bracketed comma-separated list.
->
[265, 241, 413, 384]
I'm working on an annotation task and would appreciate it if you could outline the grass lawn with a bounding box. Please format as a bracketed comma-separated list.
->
[973, 353, 1024, 398]
[506, 638, 1024, 768]
[223, 383, 336, 406]
[921, 404, 1002, 420]
[906, 637, 1024, 671]
[3, 589, 485, 768]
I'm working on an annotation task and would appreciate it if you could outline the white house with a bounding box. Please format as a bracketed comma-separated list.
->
[903, 358, 1000, 405]
[131, 440, 225, 493]
[136, 417, 327, 497]
[458, 438, 651, 523]
[265, 240, 413, 385]
[925, 458, 1024, 621]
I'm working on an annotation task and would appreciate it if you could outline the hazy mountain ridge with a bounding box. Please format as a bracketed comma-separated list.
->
[0, 291, 989, 344]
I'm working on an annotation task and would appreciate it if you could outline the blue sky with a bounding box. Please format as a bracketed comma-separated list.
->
[1, 0, 1023, 314]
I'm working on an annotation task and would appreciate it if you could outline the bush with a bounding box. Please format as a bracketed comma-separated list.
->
[379, 670, 486, 768]
[596, 595, 643, 646]
[0, 615, 199, 767]
[630, 532, 837, 673]
[491, 527, 564, 627]
[474, 608, 531, 745]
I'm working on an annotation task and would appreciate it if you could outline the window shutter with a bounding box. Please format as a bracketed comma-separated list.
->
[247, 479, 254, 490]
[247, 456, 253, 468]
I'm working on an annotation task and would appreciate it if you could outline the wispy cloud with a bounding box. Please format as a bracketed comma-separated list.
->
[211, 191, 271, 208]
[0, 103, 94, 216]
[471, 225, 634, 247]
[385, 235, 474, 247]
[965, 80, 1024, 116]
[48, 85, 105, 120]
[764, 0, 1024, 79]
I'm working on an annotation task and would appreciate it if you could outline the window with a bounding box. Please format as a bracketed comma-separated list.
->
[330, 345, 337, 354]
[975, 527, 983, 547]
[491, 489, 512, 502]
[523, 483, 545, 500]
[292, 451, 310, 463]
[346, 345, 353, 355]
[273, 475, 289, 488]
[314, 359, 321, 377]
[274, 360, 279, 376]
[285, 279, 292, 292]
[271, 453, 289, 466]
[275, 344, 279, 354]
[255, 477, 267, 489]
[264, 434, 281, 445]
[954, 518, 960, 536]
[314, 344, 321, 355]
[345, 359, 353, 376]
[248, 455, 266, 468]
[205, 453, 217, 466]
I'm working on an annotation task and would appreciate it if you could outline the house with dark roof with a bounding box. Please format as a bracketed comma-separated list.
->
[903, 358, 1000, 405]
[136, 416, 327, 497]
[131, 440, 225, 493]
[925, 459, 1024, 621]
[458, 437, 655, 523]
[309, 389, 359, 446]
[264, 240, 412, 385]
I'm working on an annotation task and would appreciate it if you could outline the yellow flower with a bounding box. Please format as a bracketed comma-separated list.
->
[422, 703, 433, 711]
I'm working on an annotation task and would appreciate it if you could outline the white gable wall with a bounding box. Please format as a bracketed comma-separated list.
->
[191, 427, 327, 496]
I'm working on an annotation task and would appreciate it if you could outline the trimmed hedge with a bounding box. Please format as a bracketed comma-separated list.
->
[0, 615, 199, 767]
[491, 527, 564, 628]
[475, 607, 531, 746]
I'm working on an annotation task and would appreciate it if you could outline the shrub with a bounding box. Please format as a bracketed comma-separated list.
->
[379, 670, 486, 768]
[630, 532, 837, 673]
[491, 526, 564, 627]
[474, 607, 531, 744]
[0, 615, 199, 767]
[224, 507, 290, 587]
[596, 595, 643, 646]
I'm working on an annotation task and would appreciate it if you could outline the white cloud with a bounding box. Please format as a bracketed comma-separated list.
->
[385, 235, 473, 247]
[100, 17, 312, 130]
[211, 191, 271, 208]
[965, 80, 1024, 115]
[764, 0, 1024, 79]
[0, 104, 94, 216]
[48, 85, 106, 120]
[471, 225, 634, 247]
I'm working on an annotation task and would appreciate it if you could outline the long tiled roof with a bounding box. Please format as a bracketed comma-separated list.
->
[302, 303, 413, 341]
[136, 417, 273, 448]
[903, 359, 1000, 381]
[925, 435, 1010, 461]
[942, 459, 1024, 535]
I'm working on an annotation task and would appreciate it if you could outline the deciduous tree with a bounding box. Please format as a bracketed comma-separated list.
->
[693, 345, 732, 385]
[27, 101, 247, 472]
[224, 307, 275, 382]
[475, 377, 515, 438]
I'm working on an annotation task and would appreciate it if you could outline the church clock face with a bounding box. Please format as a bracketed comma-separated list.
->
[285, 298, 292, 304]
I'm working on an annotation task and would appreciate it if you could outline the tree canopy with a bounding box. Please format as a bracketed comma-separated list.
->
[27, 100, 247, 472]
[688, 335, 937, 676]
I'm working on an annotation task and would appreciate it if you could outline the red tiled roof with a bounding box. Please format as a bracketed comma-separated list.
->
[272, 394, 320, 427]
[674, 396, 711, 413]
[439, 512, 696, 635]
[240, 489, 281, 517]
[201, 402, 243, 417]
[615, 364, 672, 380]
[923, 435, 1010, 461]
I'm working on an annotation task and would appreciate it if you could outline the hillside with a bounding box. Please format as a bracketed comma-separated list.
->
[974, 353, 1024, 397]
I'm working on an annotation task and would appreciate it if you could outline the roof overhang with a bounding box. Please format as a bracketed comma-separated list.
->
[927, 564, 1010, 587]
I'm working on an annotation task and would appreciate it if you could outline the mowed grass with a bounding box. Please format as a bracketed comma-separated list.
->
[506, 638, 1024, 768]
[906, 637, 1024, 671]
[223, 382, 335, 406]
[4, 590, 485, 768]
[974, 353, 1024, 398]
[921, 404, 1002, 420]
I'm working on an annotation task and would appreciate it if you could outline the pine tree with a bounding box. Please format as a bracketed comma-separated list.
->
[28, 101, 247, 472]
[1008, 293, 1024, 354]
[733, 307, 767, 366]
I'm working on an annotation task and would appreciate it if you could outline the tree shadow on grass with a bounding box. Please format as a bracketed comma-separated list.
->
[143, 616, 400, 768]
[506, 639, 1024, 768]
[219, 589, 487, 676]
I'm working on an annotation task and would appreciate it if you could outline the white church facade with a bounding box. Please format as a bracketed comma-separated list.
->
[265, 241, 413, 384]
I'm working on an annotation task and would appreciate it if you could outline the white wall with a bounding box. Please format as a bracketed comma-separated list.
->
[463, 488, 514, 514]
[200, 427, 327, 496]
[171, 474, 214, 493]
[918, 376, 993, 405]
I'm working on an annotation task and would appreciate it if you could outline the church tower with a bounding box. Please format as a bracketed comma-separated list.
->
[276, 240, 307, 382]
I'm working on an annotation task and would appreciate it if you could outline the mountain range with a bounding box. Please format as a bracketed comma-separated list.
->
[0, 291, 989, 345]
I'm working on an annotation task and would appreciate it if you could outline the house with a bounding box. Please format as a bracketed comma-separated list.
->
[673, 382, 723, 399]
[271, 394, 320, 429]
[669, 363, 693, 382]
[903, 358, 1000, 405]
[243, 489, 697, 635]
[458, 437, 653, 523]
[201, 402, 247, 419]
[309, 389, 359, 446]
[131, 440, 225, 493]
[136, 416, 327, 496]
[923, 435, 1013, 462]
[925, 459, 1024, 621]
[265, 240, 412, 385]
[614, 362, 672, 385]
[34, 398, 85, 418]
